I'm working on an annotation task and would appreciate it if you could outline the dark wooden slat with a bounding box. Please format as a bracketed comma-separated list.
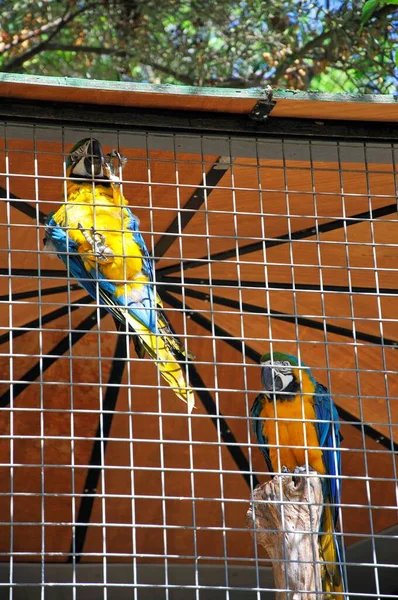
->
[169, 286, 398, 348]
[0, 283, 81, 302]
[0, 268, 67, 277]
[157, 203, 397, 277]
[0, 307, 107, 407]
[69, 331, 127, 563]
[159, 277, 398, 296]
[0, 295, 93, 346]
[154, 157, 230, 260]
[0, 185, 47, 224]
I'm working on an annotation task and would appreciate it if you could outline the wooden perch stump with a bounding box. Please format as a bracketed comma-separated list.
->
[246, 467, 324, 600]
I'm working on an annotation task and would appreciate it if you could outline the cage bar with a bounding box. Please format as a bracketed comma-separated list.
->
[0, 76, 397, 600]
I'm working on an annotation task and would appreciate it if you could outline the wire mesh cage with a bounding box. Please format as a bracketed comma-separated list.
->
[0, 103, 397, 600]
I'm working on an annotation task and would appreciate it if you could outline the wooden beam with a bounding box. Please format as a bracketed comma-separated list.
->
[0, 73, 397, 122]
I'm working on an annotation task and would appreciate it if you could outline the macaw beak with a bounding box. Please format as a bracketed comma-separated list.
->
[261, 366, 284, 395]
[84, 139, 104, 178]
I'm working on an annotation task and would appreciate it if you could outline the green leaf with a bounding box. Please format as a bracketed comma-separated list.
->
[359, 0, 380, 33]
[310, 69, 359, 93]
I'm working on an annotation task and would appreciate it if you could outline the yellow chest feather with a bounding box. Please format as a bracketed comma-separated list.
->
[261, 371, 326, 474]
[53, 185, 145, 284]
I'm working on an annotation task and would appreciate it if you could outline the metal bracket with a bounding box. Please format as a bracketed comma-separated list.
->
[249, 86, 276, 123]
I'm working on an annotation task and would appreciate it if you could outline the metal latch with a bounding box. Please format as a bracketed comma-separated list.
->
[249, 86, 276, 122]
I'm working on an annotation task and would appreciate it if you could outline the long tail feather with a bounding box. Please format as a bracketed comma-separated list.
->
[320, 504, 346, 600]
[156, 301, 195, 360]
[126, 313, 195, 413]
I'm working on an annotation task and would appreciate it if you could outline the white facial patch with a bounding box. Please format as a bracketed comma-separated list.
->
[71, 156, 103, 178]
[275, 371, 294, 390]
[71, 157, 88, 177]
[261, 359, 294, 391]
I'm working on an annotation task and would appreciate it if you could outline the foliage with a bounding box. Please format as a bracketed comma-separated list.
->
[360, 0, 398, 32]
[0, 0, 397, 93]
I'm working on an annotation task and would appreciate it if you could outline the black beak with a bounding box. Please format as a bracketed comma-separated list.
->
[261, 366, 284, 395]
[84, 139, 104, 177]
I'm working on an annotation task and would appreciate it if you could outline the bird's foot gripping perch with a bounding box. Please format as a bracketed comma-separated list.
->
[78, 223, 114, 263]
[246, 466, 323, 600]
[104, 149, 127, 187]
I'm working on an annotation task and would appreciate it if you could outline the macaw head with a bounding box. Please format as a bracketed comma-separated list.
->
[260, 351, 315, 401]
[66, 138, 106, 180]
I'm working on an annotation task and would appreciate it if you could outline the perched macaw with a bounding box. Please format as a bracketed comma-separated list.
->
[44, 138, 194, 412]
[251, 351, 345, 600]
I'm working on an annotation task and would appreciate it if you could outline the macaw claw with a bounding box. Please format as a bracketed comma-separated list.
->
[78, 223, 114, 263]
[292, 464, 317, 487]
[108, 149, 127, 170]
[104, 149, 127, 186]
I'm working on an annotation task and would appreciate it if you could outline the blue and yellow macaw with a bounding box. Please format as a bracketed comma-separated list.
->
[251, 351, 345, 599]
[44, 138, 194, 411]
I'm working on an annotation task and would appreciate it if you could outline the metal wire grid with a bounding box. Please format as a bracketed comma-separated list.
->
[0, 120, 397, 599]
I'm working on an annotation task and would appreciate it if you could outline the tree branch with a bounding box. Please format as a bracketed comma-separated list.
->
[45, 44, 196, 85]
[271, 29, 332, 84]
[1, 14, 75, 54]
[2, 2, 97, 72]
[145, 61, 195, 85]
[246, 469, 324, 600]
[209, 75, 265, 88]
[46, 44, 127, 56]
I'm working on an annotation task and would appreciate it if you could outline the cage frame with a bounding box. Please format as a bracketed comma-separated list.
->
[0, 74, 397, 599]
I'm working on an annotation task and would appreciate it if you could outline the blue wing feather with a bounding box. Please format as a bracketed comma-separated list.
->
[250, 394, 274, 473]
[314, 382, 347, 596]
[45, 213, 157, 331]
[125, 208, 154, 281]
[313, 382, 342, 526]
[45, 214, 112, 299]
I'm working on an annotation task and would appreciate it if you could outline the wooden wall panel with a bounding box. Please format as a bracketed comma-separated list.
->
[0, 133, 396, 565]
[161, 159, 396, 265]
[174, 293, 398, 441]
